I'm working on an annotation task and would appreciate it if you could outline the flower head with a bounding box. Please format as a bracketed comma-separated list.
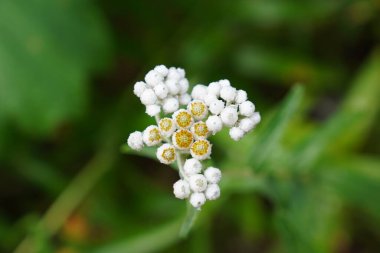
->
[126, 65, 261, 209]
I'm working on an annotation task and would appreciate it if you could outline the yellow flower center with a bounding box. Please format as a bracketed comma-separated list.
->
[193, 121, 208, 138]
[191, 140, 210, 156]
[149, 127, 161, 142]
[162, 147, 176, 162]
[174, 129, 194, 149]
[175, 111, 193, 128]
[190, 101, 206, 118]
[159, 118, 173, 132]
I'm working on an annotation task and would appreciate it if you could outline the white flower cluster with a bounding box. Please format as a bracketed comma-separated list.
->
[133, 65, 191, 116]
[191, 80, 261, 141]
[127, 65, 261, 209]
[173, 159, 221, 209]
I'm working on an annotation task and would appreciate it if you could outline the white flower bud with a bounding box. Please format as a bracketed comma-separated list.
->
[145, 70, 163, 87]
[158, 118, 176, 137]
[190, 192, 206, 209]
[191, 84, 207, 100]
[251, 112, 261, 125]
[176, 68, 185, 78]
[239, 101, 255, 117]
[133, 81, 146, 97]
[163, 97, 179, 114]
[173, 180, 190, 199]
[189, 174, 208, 192]
[235, 90, 247, 104]
[220, 86, 237, 102]
[156, 144, 176, 164]
[165, 79, 180, 95]
[239, 118, 255, 133]
[220, 106, 238, 127]
[140, 89, 157, 105]
[154, 65, 168, 76]
[204, 93, 218, 106]
[145, 104, 161, 116]
[206, 115, 223, 134]
[153, 83, 169, 99]
[229, 127, 245, 141]
[204, 167, 221, 184]
[190, 140, 212, 160]
[183, 158, 202, 176]
[142, 125, 162, 146]
[209, 99, 225, 115]
[205, 184, 220, 200]
[178, 93, 192, 105]
[219, 79, 231, 88]
[127, 131, 144, 150]
[178, 79, 189, 94]
[167, 67, 181, 80]
[207, 82, 221, 96]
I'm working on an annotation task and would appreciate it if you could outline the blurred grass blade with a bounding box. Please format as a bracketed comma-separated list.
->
[179, 203, 200, 238]
[94, 219, 181, 253]
[332, 49, 380, 151]
[249, 85, 304, 170]
[321, 156, 380, 222]
[292, 111, 360, 172]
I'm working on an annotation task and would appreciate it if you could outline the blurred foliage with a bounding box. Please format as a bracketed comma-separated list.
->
[0, 0, 380, 253]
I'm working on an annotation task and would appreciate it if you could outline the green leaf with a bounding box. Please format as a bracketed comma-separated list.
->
[0, 0, 111, 135]
[321, 156, 380, 222]
[94, 219, 182, 253]
[332, 49, 380, 151]
[249, 85, 304, 171]
[292, 111, 360, 172]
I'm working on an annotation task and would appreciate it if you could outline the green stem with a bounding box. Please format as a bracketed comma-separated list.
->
[179, 202, 200, 238]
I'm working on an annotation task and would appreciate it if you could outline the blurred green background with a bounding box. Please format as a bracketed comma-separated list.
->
[1, 0, 380, 252]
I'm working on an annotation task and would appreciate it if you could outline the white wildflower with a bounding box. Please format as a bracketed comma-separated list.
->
[162, 97, 179, 114]
[178, 93, 192, 105]
[142, 125, 162, 146]
[205, 184, 220, 200]
[239, 118, 255, 133]
[206, 115, 223, 134]
[173, 180, 191, 199]
[235, 90, 247, 104]
[239, 101, 255, 117]
[156, 144, 176, 164]
[133, 81, 146, 97]
[220, 106, 238, 127]
[190, 139, 211, 160]
[153, 83, 169, 99]
[191, 84, 208, 100]
[209, 100, 225, 115]
[189, 174, 208, 192]
[229, 127, 245, 141]
[220, 86, 236, 102]
[187, 100, 208, 120]
[145, 70, 163, 87]
[190, 192, 206, 209]
[140, 89, 157, 106]
[204, 167, 221, 184]
[158, 118, 176, 137]
[145, 104, 161, 116]
[127, 131, 144, 151]
[207, 82, 221, 96]
[183, 158, 202, 176]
